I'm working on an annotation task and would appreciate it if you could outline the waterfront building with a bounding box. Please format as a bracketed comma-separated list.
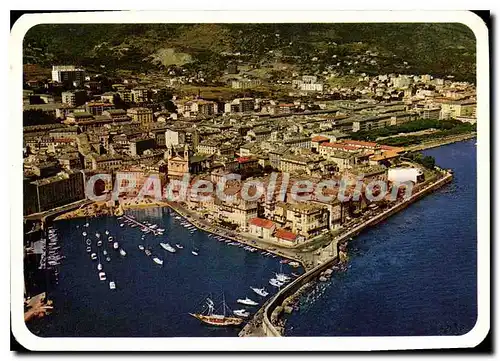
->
[248, 217, 276, 240]
[27, 170, 86, 213]
[166, 145, 190, 180]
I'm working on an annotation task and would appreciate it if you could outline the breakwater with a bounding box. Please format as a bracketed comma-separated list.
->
[246, 169, 453, 337]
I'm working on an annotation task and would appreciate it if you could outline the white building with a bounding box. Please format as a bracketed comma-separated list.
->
[51, 65, 85, 86]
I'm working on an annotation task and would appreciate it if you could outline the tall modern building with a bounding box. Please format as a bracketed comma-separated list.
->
[51, 65, 86, 86]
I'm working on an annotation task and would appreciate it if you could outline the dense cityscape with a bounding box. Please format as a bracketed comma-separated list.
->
[21, 23, 477, 338]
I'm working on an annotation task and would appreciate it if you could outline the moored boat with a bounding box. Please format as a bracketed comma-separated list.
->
[109, 281, 116, 289]
[138, 245, 145, 251]
[119, 248, 127, 256]
[190, 296, 243, 327]
[160, 242, 176, 253]
[113, 242, 119, 250]
[269, 278, 284, 287]
[236, 297, 258, 306]
[99, 272, 106, 281]
[152, 257, 163, 265]
[233, 309, 250, 318]
[175, 243, 184, 249]
[250, 287, 269, 297]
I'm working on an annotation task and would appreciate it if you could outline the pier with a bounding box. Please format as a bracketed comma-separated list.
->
[121, 215, 163, 236]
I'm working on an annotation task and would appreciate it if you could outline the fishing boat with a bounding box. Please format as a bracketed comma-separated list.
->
[175, 244, 184, 249]
[109, 281, 116, 290]
[119, 248, 127, 257]
[189, 296, 243, 327]
[138, 245, 145, 251]
[250, 287, 269, 297]
[152, 257, 163, 265]
[233, 309, 250, 318]
[160, 242, 176, 253]
[269, 278, 284, 287]
[236, 297, 258, 306]
[98, 272, 106, 281]
[113, 242, 119, 250]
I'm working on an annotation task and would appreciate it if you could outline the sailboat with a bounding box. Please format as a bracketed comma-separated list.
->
[97, 252, 103, 271]
[189, 295, 243, 327]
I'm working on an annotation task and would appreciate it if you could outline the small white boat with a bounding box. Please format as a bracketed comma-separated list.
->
[120, 224, 124, 227]
[95, 233, 101, 238]
[158, 228, 165, 232]
[106, 256, 111, 262]
[175, 244, 184, 249]
[103, 250, 108, 256]
[85, 222, 89, 227]
[145, 249, 152, 256]
[109, 281, 116, 289]
[237, 298, 258, 306]
[113, 242, 119, 250]
[108, 236, 114, 242]
[160, 242, 176, 253]
[86, 246, 92, 253]
[97, 240, 103, 247]
[275, 273, 291, 283]
[138, 245, 145, 251]
[99, 272, 106, 281]
[97, 263, 103, 271]
[82, 232, 87, 237]
[233, 309, 250, 318]
[191, 250, 198, 256]
[86, 239, 91, 246]
[105, 230, 109, 235]
[251, 287, 269, 297]
[119, 248, 126, 256]
[269, 278, 284, 287]
[152, 257, 163, 265]
[90, 253, 97, 260]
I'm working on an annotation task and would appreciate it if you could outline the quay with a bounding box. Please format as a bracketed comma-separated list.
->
[240, 169, 454, 337]
[121, 214, 162, 236]
[167, 203, 309, 268]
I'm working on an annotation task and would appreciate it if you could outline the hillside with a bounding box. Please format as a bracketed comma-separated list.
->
[23, 23, 476, 82]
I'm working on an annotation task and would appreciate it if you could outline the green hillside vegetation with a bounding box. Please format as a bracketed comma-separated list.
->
[23, 23, 476, 82]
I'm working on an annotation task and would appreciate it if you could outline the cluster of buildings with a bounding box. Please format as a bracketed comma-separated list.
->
[22, 64, 476, 246]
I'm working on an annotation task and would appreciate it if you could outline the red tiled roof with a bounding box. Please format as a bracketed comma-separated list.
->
[342, 139, 379, 148]
[320, 142, 358, 151]
[275, 228, 297, 241]
[311, 136, 329, 142]
[237, 157, 257, 164]
[380, 145, 405, 153]
[249, 217, 276, 229]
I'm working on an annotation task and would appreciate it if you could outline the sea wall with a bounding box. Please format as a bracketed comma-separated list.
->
[258, 170, 453, 337]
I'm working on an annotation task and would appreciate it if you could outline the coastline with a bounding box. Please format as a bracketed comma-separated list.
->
[241, 167, 454, 337]
[404, 132, 476, 152]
